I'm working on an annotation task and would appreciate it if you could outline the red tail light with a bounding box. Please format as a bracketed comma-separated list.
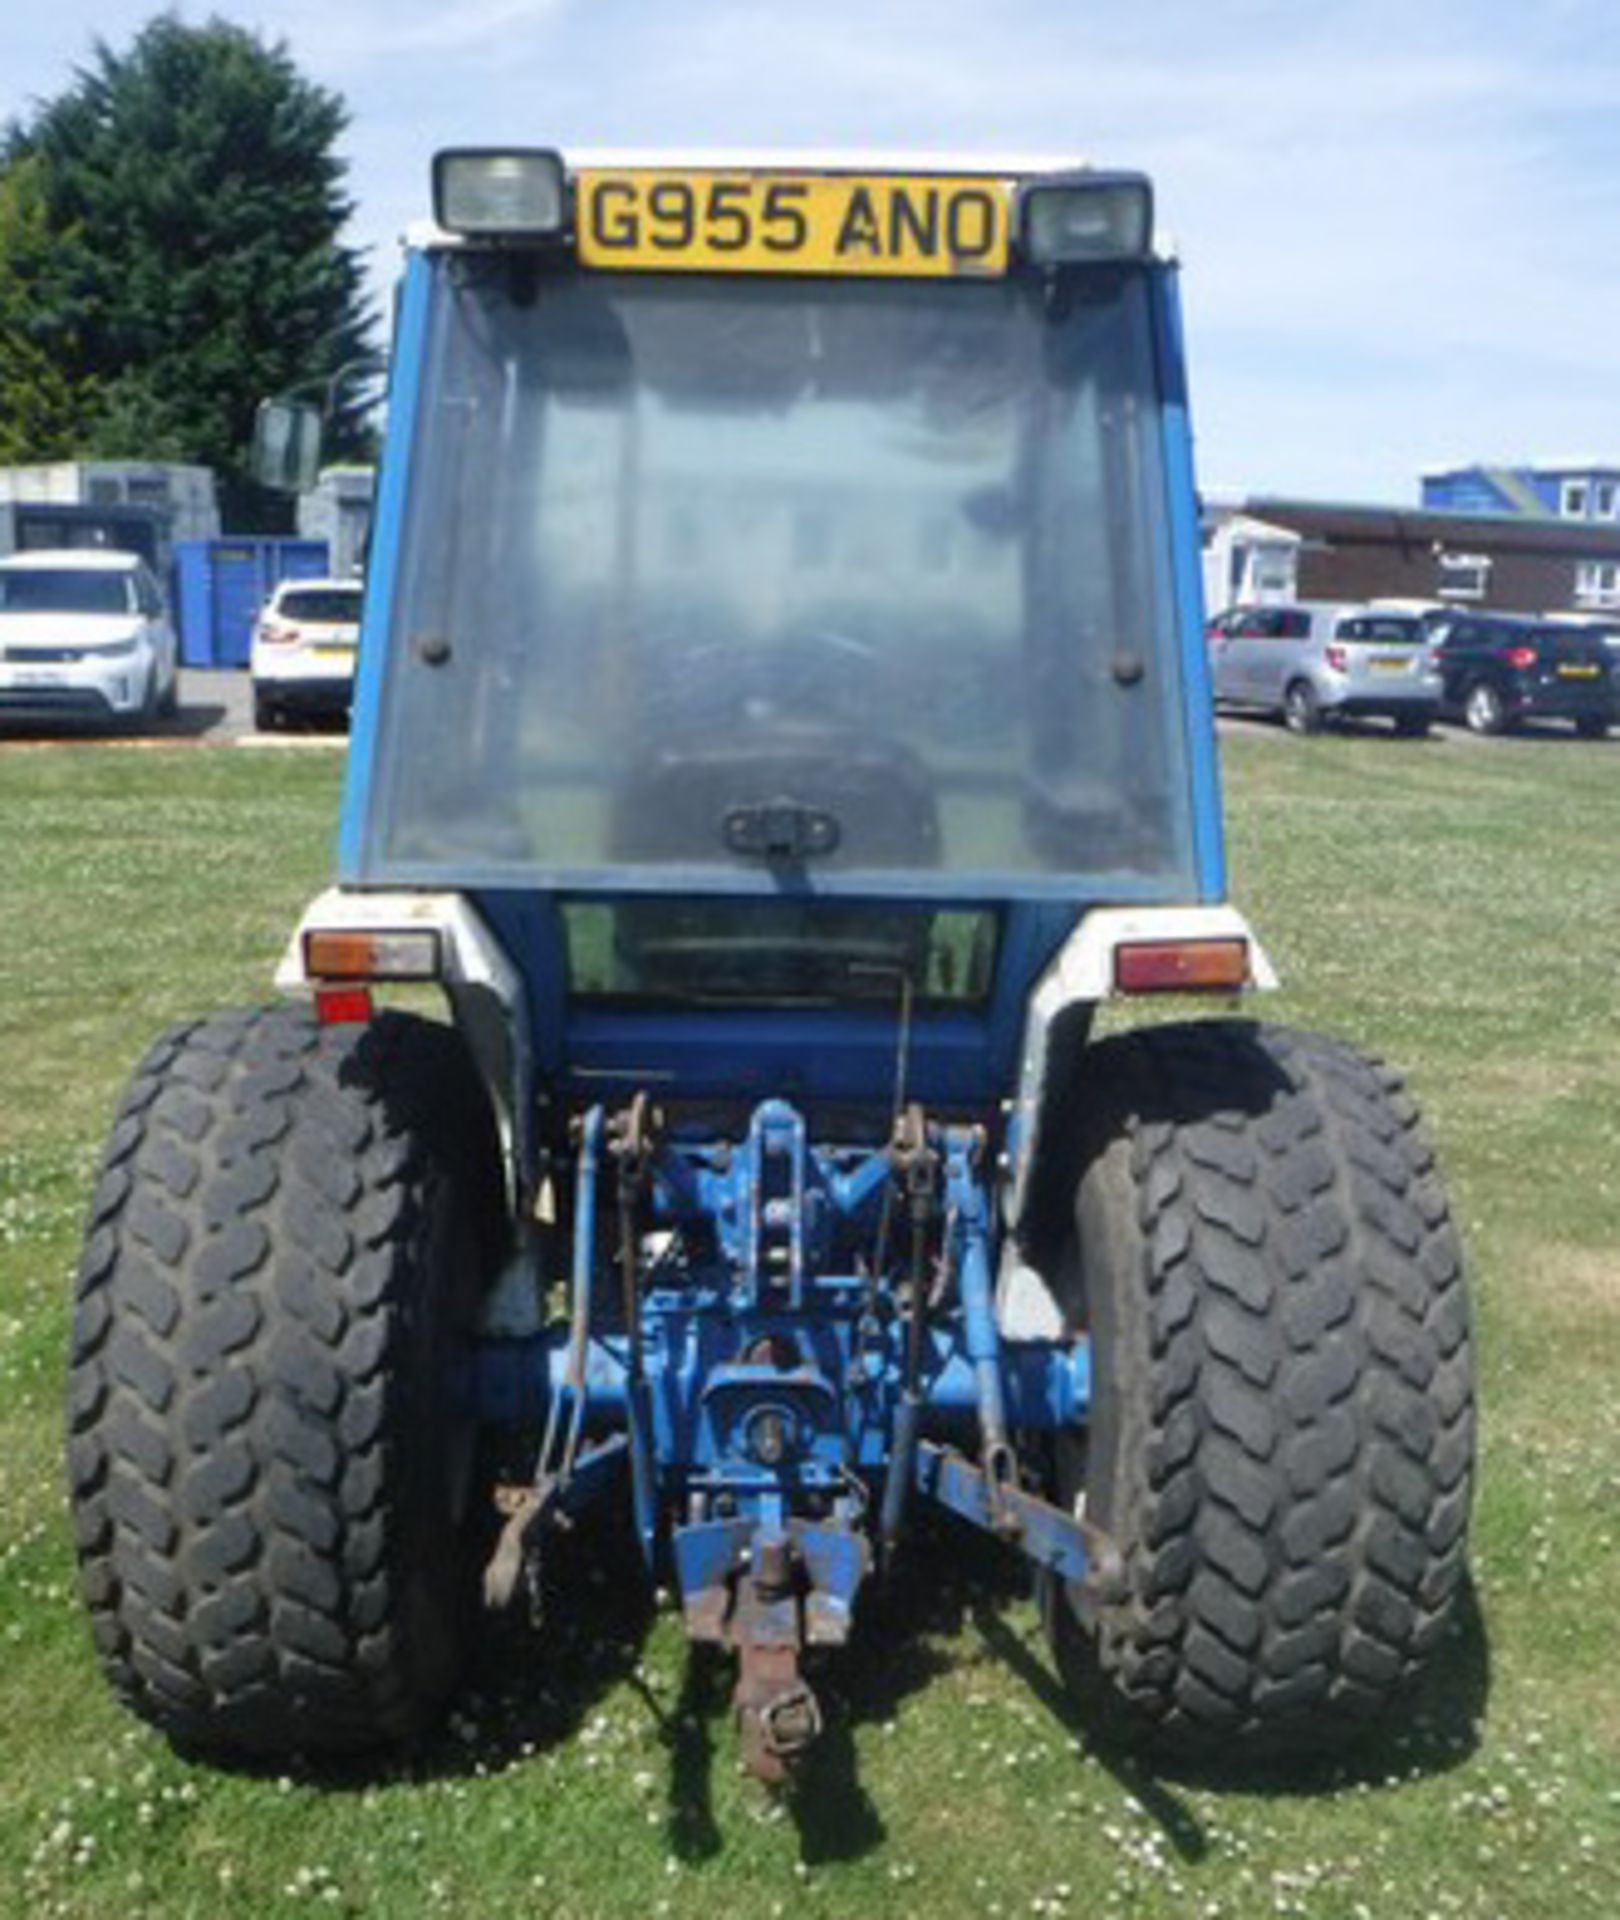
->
[1324, 644, 1348, 672]
[259, 618, 297, 646]
[1497, 645, 1537, 669]
[314, 984, 373, 1025]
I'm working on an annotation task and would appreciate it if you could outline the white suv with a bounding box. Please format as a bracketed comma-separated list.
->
[0, 549, 178, 727]
[251, 577, 362, 729]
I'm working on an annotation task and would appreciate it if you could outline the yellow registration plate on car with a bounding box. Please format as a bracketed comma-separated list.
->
[1557, 663, 1599, 677]
[311, 647, 354, 666]
[576, 170, 1012, 278]
[1369, 654, 1410, 671]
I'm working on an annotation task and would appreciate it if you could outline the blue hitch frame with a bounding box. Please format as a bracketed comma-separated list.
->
[471, 1095, 1098, 1775]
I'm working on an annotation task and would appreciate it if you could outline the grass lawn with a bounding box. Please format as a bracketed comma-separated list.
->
[1, 728, 1617, 1918]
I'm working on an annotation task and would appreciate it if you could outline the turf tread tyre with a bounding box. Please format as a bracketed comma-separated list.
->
[1055, 1019, 1472, 1753]
[66, 1004, 502, 1756]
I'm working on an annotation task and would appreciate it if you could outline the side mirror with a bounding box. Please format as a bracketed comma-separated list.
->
[251, 397, 324, 493]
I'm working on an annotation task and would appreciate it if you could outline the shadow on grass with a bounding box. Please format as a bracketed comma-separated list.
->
[0, 701, 229, 745]
[986, 1565, 1490, 1862]
[211, 1510, 1488, 1878]
[633, 1511, 1016, 1867]
[781, 1510, 1027, 1867]
[1440, 719, 1614, 747]
[193, 1503, 661, 1798]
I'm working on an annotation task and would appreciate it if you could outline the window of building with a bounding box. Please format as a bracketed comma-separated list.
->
[1574, 561, 1620, 609]
[1594, 480, 1618, 520]
[1437, 551, 1490, 600]
[1561, 478, 1590, 518]
[1250, 556, 1294, 596]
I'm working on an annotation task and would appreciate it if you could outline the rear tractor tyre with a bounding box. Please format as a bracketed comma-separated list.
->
[1282, 681, 1323, 736]
[66, 1004, 505, 1758]
[1047, 1020, 1473, 1756]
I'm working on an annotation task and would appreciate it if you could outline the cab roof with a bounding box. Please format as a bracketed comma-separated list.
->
[405, 147, 1100, 252]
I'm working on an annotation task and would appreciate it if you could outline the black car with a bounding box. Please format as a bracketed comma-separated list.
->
[1431, 612, 1616, 737]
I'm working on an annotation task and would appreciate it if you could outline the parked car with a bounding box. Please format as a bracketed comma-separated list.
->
[250, 577, 363, 729]
[1203, 605, 1249, 642]
[0, 548, 178, 727]
[1430, 612, 1616, 736]
[1209, 602, 1441, 735]
[1543, 611, 1620, 653]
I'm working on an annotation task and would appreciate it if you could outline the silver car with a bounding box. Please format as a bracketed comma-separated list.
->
[1209, 603, 1442, 735]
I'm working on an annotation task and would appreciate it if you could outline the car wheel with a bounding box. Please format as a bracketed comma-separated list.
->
[252, 689, 278, 732]
[1574, 716, 1609, 740]
[1283, 680, 1323, 736]
[122, 665, 160, 734]
[155, 664, 179, 720]
[1393, 712, 1431, 739]
[1463, 682, 1506, 736]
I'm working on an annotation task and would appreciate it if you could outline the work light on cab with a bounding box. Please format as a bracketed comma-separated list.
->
[432, 148, 566, 238]
[1020, 172, 1153, 264]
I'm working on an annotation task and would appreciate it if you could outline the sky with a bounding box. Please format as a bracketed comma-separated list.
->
[4, 0, 1619, 503]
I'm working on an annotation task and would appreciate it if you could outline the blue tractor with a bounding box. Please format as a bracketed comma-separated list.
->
[67, 152, 1473, 1781]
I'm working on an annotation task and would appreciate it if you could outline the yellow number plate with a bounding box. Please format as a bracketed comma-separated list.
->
[576, 170, 1012, 278]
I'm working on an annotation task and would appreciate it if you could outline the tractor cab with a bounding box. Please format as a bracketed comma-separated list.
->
[315, 153, 1230, 1115]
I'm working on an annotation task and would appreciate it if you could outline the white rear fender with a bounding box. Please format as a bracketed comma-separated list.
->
[996, 904, 1277, 1337]
[277, 888, 533, 1216]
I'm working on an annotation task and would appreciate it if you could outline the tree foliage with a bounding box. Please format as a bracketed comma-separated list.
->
[0, 156, 88, 462]
[0, 14, 374, 526]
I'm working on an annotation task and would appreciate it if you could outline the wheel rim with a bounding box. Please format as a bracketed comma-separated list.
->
[1286, 686, 1313, 731]
[1467, 686, 1497, 731]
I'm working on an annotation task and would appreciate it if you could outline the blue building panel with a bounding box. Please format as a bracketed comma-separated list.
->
[1423, 463, 1620, 524]
[173, 536, 329, 666]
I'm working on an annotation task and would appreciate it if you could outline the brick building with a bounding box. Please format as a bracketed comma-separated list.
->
[1205, 495, 1620, 617]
